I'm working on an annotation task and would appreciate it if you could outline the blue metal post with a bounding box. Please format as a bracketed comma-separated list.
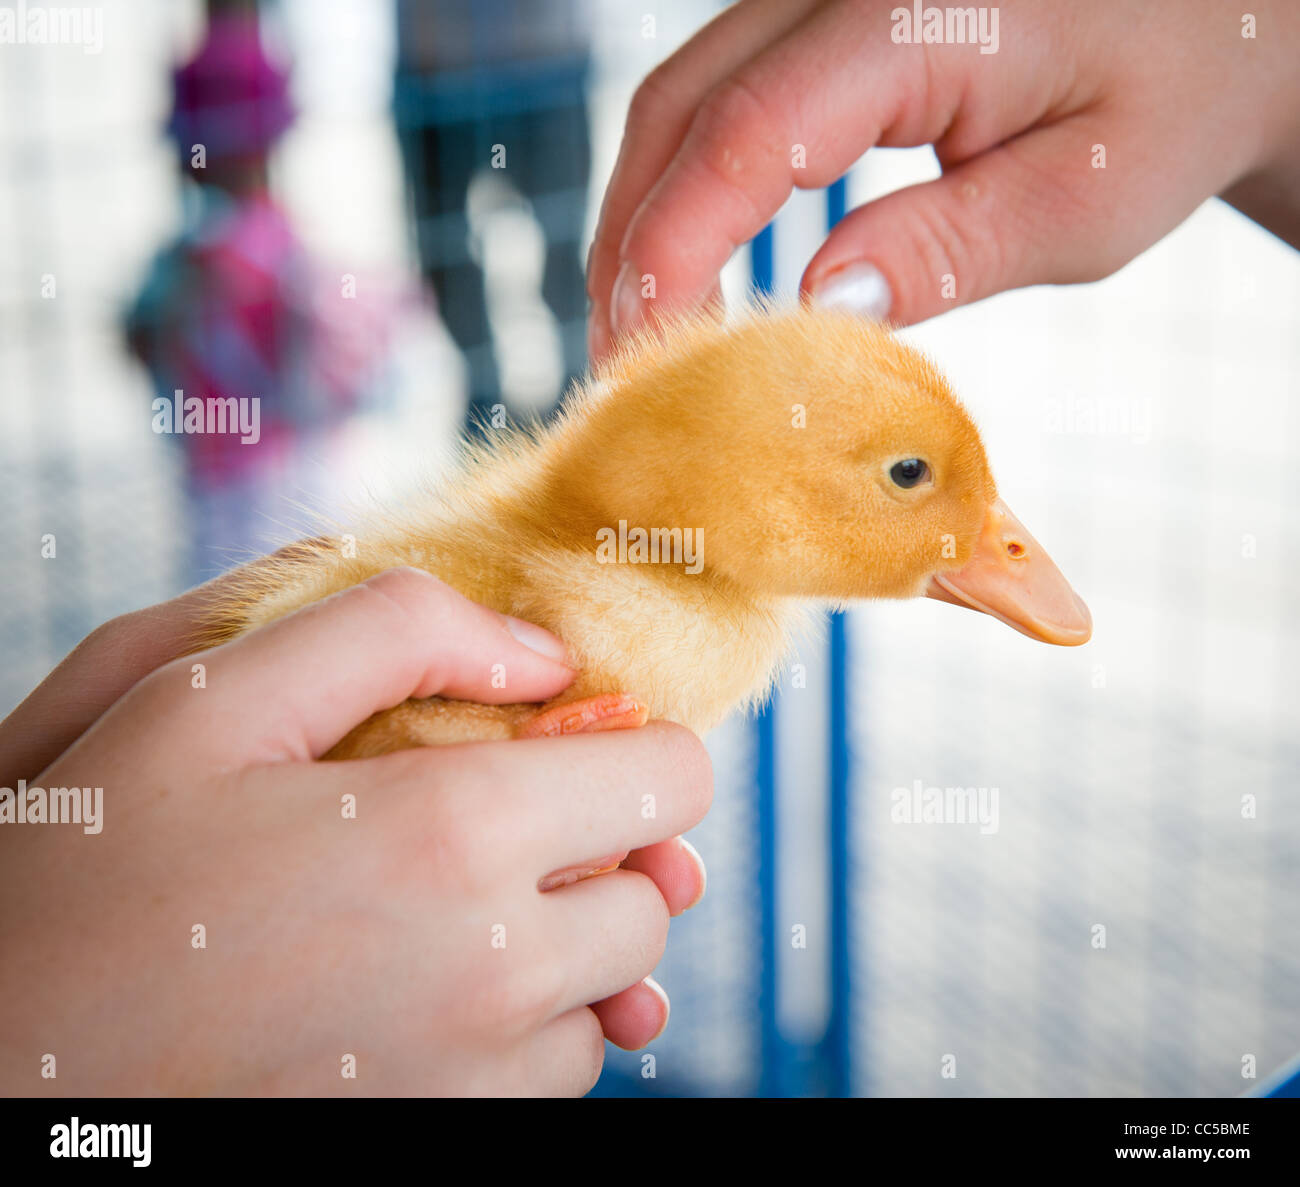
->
[753, 181, 856, 1098]
[824, 177, 854, 1098]
[750, 222, 788, 1097]
[826, 176, 848, 239]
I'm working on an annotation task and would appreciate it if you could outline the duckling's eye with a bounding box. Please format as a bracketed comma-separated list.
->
[889, 458, 930, 489]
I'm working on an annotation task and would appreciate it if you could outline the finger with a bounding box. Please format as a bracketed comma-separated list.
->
[536, 834, 705, 906]
[0, 574, 237, 785]
[538, 870, 671, 1015]
[587, 0, 820, 362]
[618, 837, 707, 916]
[590, 976, 670, 1051]
[803, 115, 1210, 325]
[270, 724, 708, 912]
[116, 567, 576, 765]
[519, 1007, 606, 1097]
[605, 3, 961, 345]
[415, 721, 713, 875]
[0, 538, 355, 783]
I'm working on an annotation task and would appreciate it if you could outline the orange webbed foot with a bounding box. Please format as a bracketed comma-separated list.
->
[516, 693, 650, 740]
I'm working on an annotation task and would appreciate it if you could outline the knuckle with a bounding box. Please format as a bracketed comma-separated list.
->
[362, 565, 454, 615]
[998, 144, 1108, 283]
[124, 655, 200, 725]
[442, 911, 564, 1043]
[81, 610, 135, 652]
[686, 78, 778, 218]
[695, 75, 772, 150]
[491, 953, 567, 1041]
[914, 186, 1002, 302]
[626, 64, 675, 133]
[656, 724, 715, 824]
[78, 606, 178, 673]
[575, 1008, 606, 1093]
[351, 567, 466, 661]
[616, 871, 671, 969]
[417, 783, 507, 899]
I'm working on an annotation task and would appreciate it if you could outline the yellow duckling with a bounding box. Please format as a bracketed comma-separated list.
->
[206, 304, 1091, 759]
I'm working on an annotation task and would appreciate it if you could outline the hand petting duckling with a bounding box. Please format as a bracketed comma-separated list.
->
[206, 304, 1090, 759]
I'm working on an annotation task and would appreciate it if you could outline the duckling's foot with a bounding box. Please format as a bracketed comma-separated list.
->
[516, 693, 649, 739]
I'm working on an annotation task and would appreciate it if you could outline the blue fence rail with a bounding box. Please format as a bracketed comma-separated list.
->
[753, 179, 854, 1098]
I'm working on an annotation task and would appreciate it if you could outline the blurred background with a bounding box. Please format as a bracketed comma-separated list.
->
[1, 0, 1297, 1097]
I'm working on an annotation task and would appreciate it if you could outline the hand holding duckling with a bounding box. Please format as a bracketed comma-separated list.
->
[208, 305, 1090, 759]
[0, 572, 711, 1092]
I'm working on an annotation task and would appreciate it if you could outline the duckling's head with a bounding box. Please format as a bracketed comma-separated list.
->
[565, 304, 1090, 645]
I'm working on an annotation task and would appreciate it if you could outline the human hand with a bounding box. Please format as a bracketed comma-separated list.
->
[586, 0, 1300, 359]
[0, 568, 711, 1095]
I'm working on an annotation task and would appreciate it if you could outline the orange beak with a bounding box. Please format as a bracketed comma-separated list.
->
[925, 498, 1092, 646]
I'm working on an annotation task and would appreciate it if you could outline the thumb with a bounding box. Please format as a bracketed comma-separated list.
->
[117, 567, 576, 765]
[802, 121, 1156, 326]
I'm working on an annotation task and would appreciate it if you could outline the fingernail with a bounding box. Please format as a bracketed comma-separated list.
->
[538, 869, 594, 892]
[812, 262, 892, 320]
[580, 853, 626, 879]
[539, 866, 594, 892]
[680, 837, 707, 911]
[504, 615, 570, 664]
[643, 975, 670, 1040]
[538, 854, 624, 892]
[610, 259, 644, 338]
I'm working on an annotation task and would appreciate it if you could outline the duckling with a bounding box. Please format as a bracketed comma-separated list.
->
[204, 304, 1091, 759]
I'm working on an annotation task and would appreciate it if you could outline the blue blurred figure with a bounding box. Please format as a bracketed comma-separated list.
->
[393, 0, 592, 434]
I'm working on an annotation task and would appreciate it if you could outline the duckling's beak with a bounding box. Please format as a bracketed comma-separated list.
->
[925, 499, 1092, 646]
